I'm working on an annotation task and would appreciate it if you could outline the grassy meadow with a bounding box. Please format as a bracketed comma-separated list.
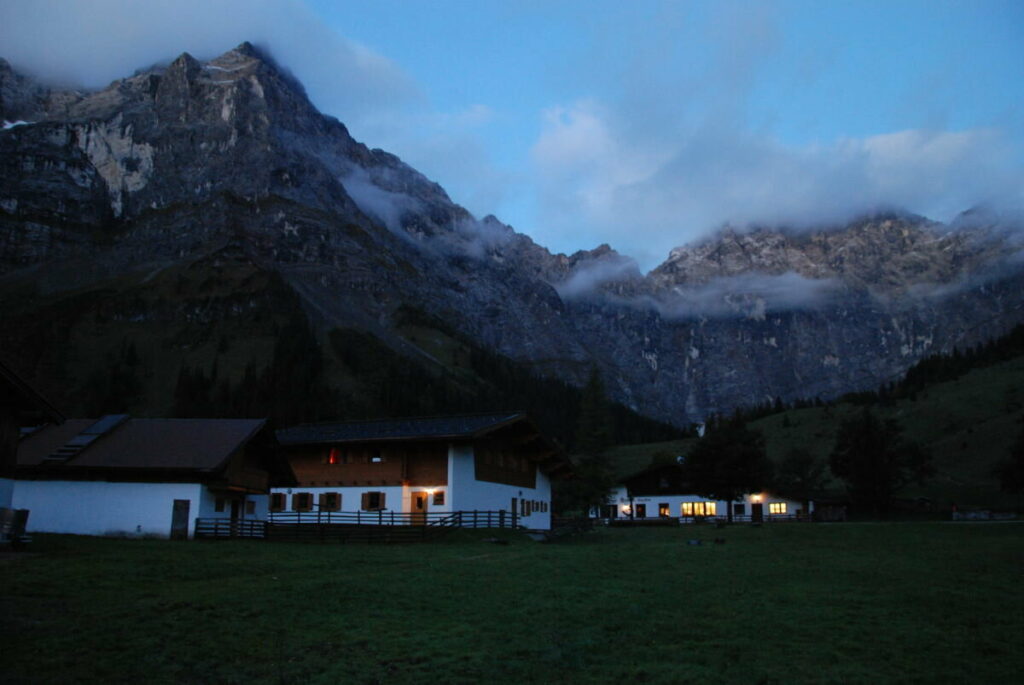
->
[2, 523, 1022, 684]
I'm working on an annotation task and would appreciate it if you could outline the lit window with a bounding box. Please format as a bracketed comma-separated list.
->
[681, 501, 716, 517]
[769, 502, 787, 515]
[326, 448, 342, 465]
[658, 503, 670, 517]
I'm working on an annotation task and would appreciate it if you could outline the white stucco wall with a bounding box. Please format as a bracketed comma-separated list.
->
[447, 444, 553, 530]
[0, 477, 13, 510]
[604, 491, 811, 520]
[13, 480, 205, 537]
[268, 484, 449, 522]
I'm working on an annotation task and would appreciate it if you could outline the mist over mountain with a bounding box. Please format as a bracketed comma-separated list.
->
[2, 44, 1023, 429]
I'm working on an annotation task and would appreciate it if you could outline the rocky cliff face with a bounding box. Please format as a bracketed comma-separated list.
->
[2, 44, 1023, 426]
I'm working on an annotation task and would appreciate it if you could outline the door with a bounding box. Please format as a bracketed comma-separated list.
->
[751, 502, 764, 523]
[411, 492, 428, 525]
[170, 499, 190, 540]
[635, 503, 647, 519]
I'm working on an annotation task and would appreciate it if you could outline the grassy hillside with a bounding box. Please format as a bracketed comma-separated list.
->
[607, 355, 1024, 509]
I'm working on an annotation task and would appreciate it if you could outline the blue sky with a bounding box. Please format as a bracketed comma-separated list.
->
[2, 0, 1022, 268]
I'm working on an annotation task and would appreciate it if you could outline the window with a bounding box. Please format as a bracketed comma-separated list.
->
[769, 502, 787, 515]
[433, 491, 445, 506]
[293, 492, 313, 512]
[245, 501, 255, 515]
[635, 503, 647, 518]
[325, 448, 345, 465]
[215, 498, 225, 513]
[370, 449, 384, 463]
[361, 491, 386, 511]
[733, 503, 745, 517]
[658, 503, 670, 517]
[320, 492, 341, 511]
[269, 493, 286, 512]
[681, 501, 716, 517]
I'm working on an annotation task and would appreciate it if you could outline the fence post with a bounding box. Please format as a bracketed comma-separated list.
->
[500, 510, 505, 529]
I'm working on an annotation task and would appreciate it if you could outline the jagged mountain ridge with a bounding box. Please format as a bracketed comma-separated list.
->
[2, 43, 1023, 427]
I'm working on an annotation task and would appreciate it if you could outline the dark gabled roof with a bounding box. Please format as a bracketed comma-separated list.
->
[276, 411, 529, 446]
[18, 418, 267, 472]
[0, 359, 64, 422]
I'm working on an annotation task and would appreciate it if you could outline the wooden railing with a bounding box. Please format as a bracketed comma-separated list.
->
[597, 513, 812, 526]
[194, 518, 267, 539]
[267, 510, 519, 528]
[196, 510, 522, 543]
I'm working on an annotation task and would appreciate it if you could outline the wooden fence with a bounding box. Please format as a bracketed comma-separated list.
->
[194, 510, 520, 543]
[601, 513, 812, 526]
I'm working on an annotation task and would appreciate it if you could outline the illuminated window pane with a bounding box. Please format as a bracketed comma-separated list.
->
[769, 502, 787, 514]
[705, 502, 716, 516]
[682, 502, 693, 516]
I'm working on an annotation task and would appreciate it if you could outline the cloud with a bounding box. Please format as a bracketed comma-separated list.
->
[0, 1, 420, 123]
[527, 2, 1024, 270]
[531, 101, 1024, 271]
[552, 252, 642, 300]
[653, 272, 843, 321]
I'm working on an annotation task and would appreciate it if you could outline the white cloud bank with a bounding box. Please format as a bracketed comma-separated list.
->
[532, 101, 1024, 270]
[0, 0, 418, 122]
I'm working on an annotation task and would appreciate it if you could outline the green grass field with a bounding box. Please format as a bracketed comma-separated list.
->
[2, 524, 1022, 684]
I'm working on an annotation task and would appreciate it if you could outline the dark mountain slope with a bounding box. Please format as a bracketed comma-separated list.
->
[2, 44, 1023, 430]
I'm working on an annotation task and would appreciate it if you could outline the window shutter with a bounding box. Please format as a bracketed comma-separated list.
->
[361, 492, 370, 510]
[379, 492, 386, 510]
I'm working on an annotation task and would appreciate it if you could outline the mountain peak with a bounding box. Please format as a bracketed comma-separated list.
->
[232, 41, 261, 58]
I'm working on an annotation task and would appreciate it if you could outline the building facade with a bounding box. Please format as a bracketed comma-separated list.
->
[273, 412, 569, 530]
[15, 416, 278, 538]
[597, 464, 811, 522]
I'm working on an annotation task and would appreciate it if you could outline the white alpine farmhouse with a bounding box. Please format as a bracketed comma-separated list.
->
[14, 416, 278, 538]
[273, 412, 569, 530]
[596, 464, 811, 523]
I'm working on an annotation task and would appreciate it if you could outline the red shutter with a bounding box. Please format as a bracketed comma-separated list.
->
[361, 492, 370, 510]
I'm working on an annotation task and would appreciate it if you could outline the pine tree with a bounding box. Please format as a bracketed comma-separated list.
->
[829, 408, 933, 517]
[683, 419, 773, 523]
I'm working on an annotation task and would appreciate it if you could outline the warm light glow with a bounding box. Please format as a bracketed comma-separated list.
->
[769, 502, 787, 514]
[621, 505, 631, 515]
[751, 494, 763, 503]
[681, 501, 716, 517]
[425, 489, 436, 496]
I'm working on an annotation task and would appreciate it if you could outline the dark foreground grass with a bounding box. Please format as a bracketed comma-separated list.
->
[1, 523, 1022, 684]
